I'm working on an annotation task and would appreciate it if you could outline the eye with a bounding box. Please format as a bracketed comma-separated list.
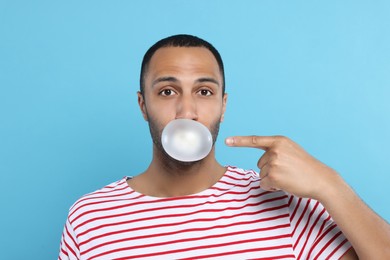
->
[159, 89, 176, 96]
[198, 89, 213, 96]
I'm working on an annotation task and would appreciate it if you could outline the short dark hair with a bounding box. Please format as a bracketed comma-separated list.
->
[140, 34, 225, 96]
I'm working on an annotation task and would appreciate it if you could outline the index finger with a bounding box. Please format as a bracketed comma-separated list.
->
[225, 135, 277, 150]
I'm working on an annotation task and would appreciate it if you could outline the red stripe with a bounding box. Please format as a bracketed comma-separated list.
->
[71, 186, 272, 230]
[327, 238, 349, 258]
[313, 230, 342, 259]
[70, 184, 133, 212]
[77, 198, 287, 239]
[291, 199, 311, 236]
[79, 183, 129, 198]
[73, 183, 264, 221]
[216, 183, 264, 194]
[293, 201, 319, 250]
[218, 178, 261, 189]
[65, 223, 80, 251]
[177, 245, 292, 260]
[226, 167, 248, 176]
[70, 170, 263, 222]
[224, 173, 254, 181]
[70, 190, 141, 215]
[94, 235, 291, 260]
[248, 255, 296, 260]
[60, 248, 68, 256]
[64, 240, 77, 258]
[208, 186, 231, 192]
[90, 182, 128, 194]
[312, 214, 332, 247]
[297, 207, 325, 259]
[79, 204, 289, 246]
[71, 188, 266, 225]
[289, 197, 302, 222]
[82, 223, 291, 256]
[73, 193, 288, 232]
[58, 233, 68, 259]
[287, 195, 293, 207]
[306, 217, 334, 259]
[102, 179, 123, 188]
[307, 224, 337, 259]
[70, 194, 143, 219]
[226, 167, 257, 177]
[75, 194, 287, 235]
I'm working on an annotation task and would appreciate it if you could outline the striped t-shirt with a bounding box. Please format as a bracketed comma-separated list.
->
[59, 166, 351, 259]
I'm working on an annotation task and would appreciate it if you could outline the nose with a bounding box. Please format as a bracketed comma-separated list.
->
[176, 95, 198, 120]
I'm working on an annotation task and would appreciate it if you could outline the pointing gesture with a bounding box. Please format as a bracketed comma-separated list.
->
[225, 135, 342, 200]
[226, 135, 390, 259]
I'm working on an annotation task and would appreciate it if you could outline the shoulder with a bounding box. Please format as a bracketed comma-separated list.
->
[223, 166, 289, 201]
[67, 177, 132, 220]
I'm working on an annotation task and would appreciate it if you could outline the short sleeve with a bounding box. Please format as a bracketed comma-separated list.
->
[58, 218, 80, 260]
[288, 195, 352, 259]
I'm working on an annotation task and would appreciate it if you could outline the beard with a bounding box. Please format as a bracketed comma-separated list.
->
[147, 115, 221, 167]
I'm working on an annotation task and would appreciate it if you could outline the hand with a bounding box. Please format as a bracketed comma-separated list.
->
[225, 135, 342, 200]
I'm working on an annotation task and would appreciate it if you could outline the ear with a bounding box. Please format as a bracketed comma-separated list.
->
[220, 93, 228, 122]
[137, 91, 148, 121]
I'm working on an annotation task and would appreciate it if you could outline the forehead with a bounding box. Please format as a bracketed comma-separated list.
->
[146, 47, 221, 82]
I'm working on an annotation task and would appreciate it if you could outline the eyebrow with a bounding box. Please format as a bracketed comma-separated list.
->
[152, 76, 179, 88]
[152, 76, 220, 88]
[195, 77, 220, 86]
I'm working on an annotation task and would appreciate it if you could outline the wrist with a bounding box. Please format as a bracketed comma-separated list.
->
[313, 167, 351, 204]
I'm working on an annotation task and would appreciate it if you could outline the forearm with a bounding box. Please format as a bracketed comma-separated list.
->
[318, 174, 390, 259]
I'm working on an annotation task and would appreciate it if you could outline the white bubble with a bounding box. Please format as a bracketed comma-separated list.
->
[161, 119, 213, 162]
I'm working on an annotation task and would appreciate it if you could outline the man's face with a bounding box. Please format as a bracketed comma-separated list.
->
[138, 47, 227, 161]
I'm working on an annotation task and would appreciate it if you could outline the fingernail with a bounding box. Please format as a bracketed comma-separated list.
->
[225, 137, 234, 146]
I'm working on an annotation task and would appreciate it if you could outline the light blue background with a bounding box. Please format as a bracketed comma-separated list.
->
[0, 1, 389, 259]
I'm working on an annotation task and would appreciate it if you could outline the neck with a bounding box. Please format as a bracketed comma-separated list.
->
[132, 146, 226, 197]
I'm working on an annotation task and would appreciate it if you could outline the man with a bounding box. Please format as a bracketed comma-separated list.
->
[59, 34, 390, 259]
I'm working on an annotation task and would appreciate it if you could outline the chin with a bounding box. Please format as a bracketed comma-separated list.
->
[163, 151, 204, 167]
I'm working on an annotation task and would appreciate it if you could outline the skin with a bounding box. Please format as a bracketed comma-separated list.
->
[129, 46, 390, 259]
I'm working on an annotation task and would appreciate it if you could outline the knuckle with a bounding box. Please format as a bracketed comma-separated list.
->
[270, 148, 279, 156]
[268, 172, 280, 183]
[273, 135, 293, 149]
[274, 135, 289, 144]
[268, 160, 279, 168]
[259, 170, 268, 179]
[257, 160, 264, 168]
[251, 135, 257, 145]
[274, 135, 284, 140]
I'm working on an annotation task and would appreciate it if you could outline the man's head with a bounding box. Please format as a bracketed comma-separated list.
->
[140, 34, 225, 97]
[138, 34, 227, 165]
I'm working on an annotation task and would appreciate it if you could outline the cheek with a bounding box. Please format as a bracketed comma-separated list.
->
[198, 100, 224, 115]
[146, 102, 176, 127]
[145, 96, 175, 115]
[198, 104, 225, 127]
